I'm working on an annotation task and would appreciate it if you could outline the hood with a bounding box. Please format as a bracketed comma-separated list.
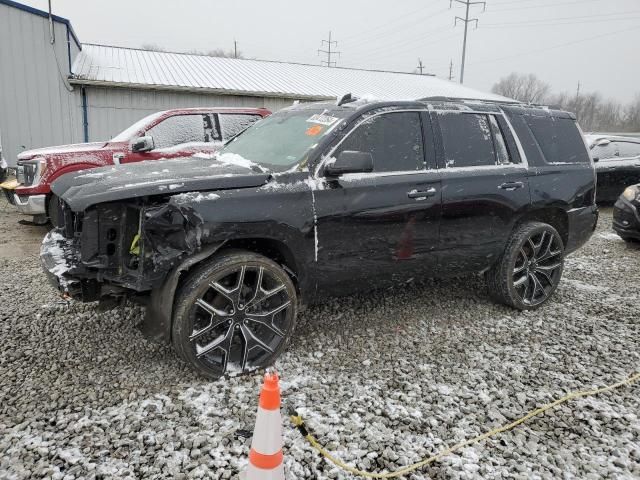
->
[51, 154, 271, 212]
[18, 142, 109, 160]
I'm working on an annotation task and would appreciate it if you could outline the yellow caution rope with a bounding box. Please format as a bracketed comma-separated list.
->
[290, 371, 639, 479]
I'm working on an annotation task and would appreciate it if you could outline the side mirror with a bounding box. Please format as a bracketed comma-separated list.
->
[131, 136, 154, 153]
[325, 151, 374, 176]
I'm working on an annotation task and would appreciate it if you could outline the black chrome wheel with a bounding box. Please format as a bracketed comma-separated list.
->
[172, 251, 297, 379]
[512, 230, 563, 307]
[486, 222, 565, 310]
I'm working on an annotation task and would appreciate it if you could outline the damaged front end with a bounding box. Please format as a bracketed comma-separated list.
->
[41, 198, 212, 306]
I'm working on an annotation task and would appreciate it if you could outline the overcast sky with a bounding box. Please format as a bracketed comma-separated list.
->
[21, 0, 640, 103]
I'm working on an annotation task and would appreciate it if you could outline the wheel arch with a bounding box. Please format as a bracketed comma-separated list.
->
[140, 236, 304, 344]
[515, 207, 569, 248]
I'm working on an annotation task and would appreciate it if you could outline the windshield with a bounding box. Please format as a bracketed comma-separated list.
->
[220, 109, 346, 171]
[111, 112, 165, 142]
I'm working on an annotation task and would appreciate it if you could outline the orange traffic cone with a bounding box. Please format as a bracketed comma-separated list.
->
[241, 372, 285, 480]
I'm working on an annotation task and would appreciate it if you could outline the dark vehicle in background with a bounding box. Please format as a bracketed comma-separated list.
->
[613, 184, 640, 242]
[41, 97, 597, 378]
[586, 134, 640, 203]
[0, 107, 269, 224]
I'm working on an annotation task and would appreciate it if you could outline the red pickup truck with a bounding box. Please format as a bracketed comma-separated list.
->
[0, 107, 270, 223]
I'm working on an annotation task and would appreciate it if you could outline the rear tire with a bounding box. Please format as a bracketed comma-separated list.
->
[172, 249, 297, 379]
[486, 222, 564, 310]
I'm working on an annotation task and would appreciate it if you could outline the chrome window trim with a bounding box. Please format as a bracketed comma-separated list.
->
[339, 169, 438, 181]
[440, 164, 529, 174]
[500, 110, 530, 169]
[314, 106, 531, 179]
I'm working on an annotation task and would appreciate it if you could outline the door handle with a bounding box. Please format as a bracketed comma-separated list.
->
[408, 187, 437, 199]
[498, 181, 525, 191]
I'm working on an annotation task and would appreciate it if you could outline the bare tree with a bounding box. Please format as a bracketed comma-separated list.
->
[205, 48, 244, 59]
[550, 91, 627, 132]
[140, 43, 167, 52]
[491, 73, 551, 104]
[595, 99, 623, 132]
[140, 44, 244, 59]
[624, 94, 640, 132]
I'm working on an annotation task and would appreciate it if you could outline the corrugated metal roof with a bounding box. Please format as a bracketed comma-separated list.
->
[71, 44, 512, 102]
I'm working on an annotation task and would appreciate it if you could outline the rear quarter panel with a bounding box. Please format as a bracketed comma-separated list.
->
[504, 107, 597, 252]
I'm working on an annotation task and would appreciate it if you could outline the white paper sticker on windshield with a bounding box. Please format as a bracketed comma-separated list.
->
[306, 114, 339, 126]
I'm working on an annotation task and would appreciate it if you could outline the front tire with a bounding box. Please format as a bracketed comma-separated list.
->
[172, 250, 297, 379]
[48, 194, 61, 228]
[486, 222, 564, 310]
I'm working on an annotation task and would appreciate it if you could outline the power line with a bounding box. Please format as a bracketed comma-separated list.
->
[482, 15, 640, 29]
[341, 6, 450, 51]
[340, 3, 449, 43]
[318, 31, 340, 67]
[352, 25, 453, 62]
[489, 0, 613, 12]
[352, 30, 459, 65]
[451, 0, 486, 84]
[470, 23, 640, 65]
[483, 9, 640, 27]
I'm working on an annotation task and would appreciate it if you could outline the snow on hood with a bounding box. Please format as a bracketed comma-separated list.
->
[52, 155, 271, 212]
[215, 152, 268, 172]
[18, 142, 109, 160]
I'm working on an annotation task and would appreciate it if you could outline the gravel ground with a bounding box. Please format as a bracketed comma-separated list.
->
[0, 196, 639, 479]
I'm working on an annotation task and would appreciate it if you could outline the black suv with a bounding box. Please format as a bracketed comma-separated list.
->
[42, 98, 598, 378]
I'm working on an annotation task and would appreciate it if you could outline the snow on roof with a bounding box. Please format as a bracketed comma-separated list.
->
[71, 44, 513, 103]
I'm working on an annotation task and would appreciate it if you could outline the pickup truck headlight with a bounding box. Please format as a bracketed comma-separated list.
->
[18, 158, 47, 186]
[622, 185, 640, 202]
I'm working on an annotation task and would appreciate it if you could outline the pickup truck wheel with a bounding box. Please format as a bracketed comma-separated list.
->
[48, 194, 61, 228]
[172, 250, 297, 379]
[486, 222, 564, 310]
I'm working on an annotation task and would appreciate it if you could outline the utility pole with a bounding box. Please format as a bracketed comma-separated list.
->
[417, 58, 424, 75]
[48, 0, 55, 44]
[448, 60, 454, 81]
[451, 0, 485, 84]
[575, 81, 581, 102]
[234, 40, 238, 59]
[318, 31, 340, 67]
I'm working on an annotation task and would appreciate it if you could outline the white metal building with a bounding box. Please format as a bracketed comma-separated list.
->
[0, 0, 509, 166]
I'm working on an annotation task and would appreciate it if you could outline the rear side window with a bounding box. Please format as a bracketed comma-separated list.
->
[219, 114, 263, 140]
[525, 116, 589, 164]
[616, 141, 640, 158]
[438, 113, 496, 168]
[337, 112, 424, 172]
[591, 142, 617, 161]
[147, 114, 222, 149]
